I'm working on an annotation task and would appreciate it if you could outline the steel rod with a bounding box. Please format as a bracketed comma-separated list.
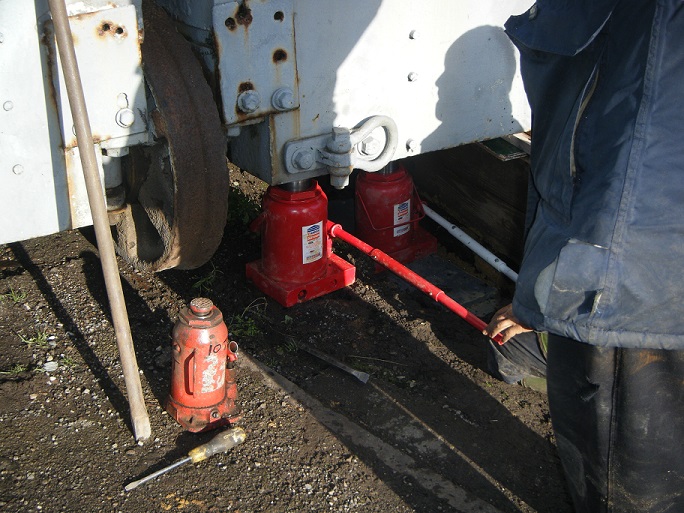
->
[47, 0, 151, 440]
[125, 457, 191, 491]
[327, 221, 504, 344]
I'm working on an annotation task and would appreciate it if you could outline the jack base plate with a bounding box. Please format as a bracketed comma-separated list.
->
[246, 253, 356, 307]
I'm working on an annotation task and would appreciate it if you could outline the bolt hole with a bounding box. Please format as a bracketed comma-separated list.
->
[102, 23, 111, 31]
[115, 26, 124, 35]
[238, 81, 254, 92]
[225, 17, 236, 30]
[274, 11, 284, 21]
[273, 48, 287, 63]
[297, 290, 307, 300]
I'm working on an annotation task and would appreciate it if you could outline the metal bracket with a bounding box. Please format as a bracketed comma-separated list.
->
[213, 0, 298, 126]
[284, 115, 399, 189]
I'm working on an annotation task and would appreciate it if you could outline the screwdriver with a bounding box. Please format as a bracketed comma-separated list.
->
[125, 426, 246, 491]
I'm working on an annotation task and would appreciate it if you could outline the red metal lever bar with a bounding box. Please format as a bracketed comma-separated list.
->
[327, 221, 504, 345]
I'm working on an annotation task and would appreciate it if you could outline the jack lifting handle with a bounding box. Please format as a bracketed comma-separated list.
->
[327, 221, 505, 345]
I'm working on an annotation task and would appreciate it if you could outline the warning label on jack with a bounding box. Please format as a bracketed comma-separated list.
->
[302, 221, 324, 264]
[393, 199, 411, 237]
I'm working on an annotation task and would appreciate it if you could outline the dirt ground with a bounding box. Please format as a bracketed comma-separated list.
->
[0, 168, 573, 512]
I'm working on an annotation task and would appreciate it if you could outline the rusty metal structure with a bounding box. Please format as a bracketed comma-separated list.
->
[0, 0, 532, 272]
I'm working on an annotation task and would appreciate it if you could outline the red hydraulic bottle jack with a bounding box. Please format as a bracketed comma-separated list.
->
[166, 298, 241, 432]
[327, 221, 505, 345]
[246, 180, 355, 307]
[355, 163, 437, 267]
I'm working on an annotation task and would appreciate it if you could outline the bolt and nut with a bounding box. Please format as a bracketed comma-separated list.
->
[115, 108, 135, 128]
[359, 136, 382, 156]
[291, 149, 315, 170]
[271, 87, 296, 111]
[237, 90, 261, 113]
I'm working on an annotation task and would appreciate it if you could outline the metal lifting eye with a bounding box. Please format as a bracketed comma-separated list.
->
[350, 115, 399, 172]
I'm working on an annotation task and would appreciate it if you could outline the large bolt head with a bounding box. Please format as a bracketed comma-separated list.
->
[359, 136, 382, 156]
[271, 88, 296, 111]
[292, 149, 315, 170]
[237, 90, 261, 113]
[116, 108, 135, 128]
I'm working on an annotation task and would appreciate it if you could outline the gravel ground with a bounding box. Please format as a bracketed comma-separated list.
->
[0, 168, 572, 512]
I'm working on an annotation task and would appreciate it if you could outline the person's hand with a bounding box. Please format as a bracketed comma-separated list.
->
[483, 304, 532, 344]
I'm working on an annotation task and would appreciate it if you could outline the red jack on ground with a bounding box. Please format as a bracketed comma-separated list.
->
[355, 164, 437, 269]
[246, 181, 355, 307]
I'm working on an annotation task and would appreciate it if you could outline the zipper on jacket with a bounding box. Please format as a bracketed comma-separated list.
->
[570, 65, 600, 180]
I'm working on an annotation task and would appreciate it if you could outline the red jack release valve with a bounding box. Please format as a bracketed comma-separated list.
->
[166, 298, 240, 432]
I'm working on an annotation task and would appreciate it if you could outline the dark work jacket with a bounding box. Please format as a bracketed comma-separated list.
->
[505, 0, 684, 349]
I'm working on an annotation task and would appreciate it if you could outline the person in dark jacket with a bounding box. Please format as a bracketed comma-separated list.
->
[484, 1, 684, 511]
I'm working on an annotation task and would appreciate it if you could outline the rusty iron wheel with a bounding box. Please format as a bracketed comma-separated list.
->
[111, 2, 228, 272]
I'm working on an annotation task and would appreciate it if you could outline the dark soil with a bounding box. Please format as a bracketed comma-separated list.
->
[0, 167, 572, 512]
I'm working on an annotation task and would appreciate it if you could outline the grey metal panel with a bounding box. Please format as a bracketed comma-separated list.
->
[224, 0, 532, 184]
[0, 0, 69, 243]
[48, 3, 148, 151]
[0, 0, 146, 244]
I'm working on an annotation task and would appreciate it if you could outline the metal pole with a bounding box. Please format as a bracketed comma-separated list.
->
[422, 204, 518, 282]
[47, 0, 151, 441]
[327, 221, 505, 345]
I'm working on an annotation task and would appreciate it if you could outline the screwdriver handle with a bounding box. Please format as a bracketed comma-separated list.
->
[188, 426, 247, 463]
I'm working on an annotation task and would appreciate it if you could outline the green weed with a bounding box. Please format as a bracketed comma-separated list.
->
[192, 262, 223, 294]
[230, 316, 260, 337]
[0, 364, 29, 376]
[227, 189, 260, 226]
[229, 298, 267, 338]
[20, 331, 49, 348]
[0, 287, 27, 304]
[60, 356, 77, 368]
[276, 336, 298, 355]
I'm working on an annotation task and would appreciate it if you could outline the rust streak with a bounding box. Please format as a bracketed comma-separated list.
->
[41, 24, 60, 127]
